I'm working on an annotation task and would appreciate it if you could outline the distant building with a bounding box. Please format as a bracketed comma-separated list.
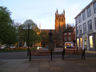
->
[40, 10, 74, 48]
[55, 9, 66, 33]
[63, 27, 76, 48]
[55, 10, 66, 47]
[75, 0, 96, 51]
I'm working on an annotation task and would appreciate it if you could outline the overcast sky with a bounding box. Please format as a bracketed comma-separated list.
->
[0, 0, 92, 29]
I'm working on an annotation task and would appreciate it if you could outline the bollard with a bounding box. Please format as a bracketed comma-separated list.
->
[83, 48, 85, 60]
[81, 48, 85, 60]
[62, 49, 65, 60]
[29, 50, 31, 61]
[74, 49, 75, 54]
[50, 49, 53, 61]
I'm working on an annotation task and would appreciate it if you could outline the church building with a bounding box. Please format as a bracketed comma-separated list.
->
[55, 10, 66, 47]
[55, 10, 66, 33]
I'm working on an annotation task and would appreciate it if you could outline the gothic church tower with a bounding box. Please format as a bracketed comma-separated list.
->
[55, 10, 66, 33]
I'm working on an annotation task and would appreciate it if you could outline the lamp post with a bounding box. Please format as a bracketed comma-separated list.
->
[27, 23, 31, 61]
[48, 30, 54, 61]
[62, 32, 65, 60]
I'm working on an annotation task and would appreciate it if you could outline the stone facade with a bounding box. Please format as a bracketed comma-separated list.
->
[75, 0, 96, 51]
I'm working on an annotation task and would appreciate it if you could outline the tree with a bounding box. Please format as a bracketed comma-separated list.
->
[39, 31, 49, 47]
[0, 6, 17, 45]
[18, 19, 41, 47]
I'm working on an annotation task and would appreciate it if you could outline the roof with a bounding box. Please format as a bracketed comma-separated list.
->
[63, 27, 74, 33]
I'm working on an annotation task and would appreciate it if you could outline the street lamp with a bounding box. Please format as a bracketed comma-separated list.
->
[27, 23, 31, 61]
[24, 20, 33, 61]
[62, 32, 65, 60]
[48, 30, 54, 61]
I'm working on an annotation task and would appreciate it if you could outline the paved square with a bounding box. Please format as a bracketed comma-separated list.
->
[0, 58, 96, 72]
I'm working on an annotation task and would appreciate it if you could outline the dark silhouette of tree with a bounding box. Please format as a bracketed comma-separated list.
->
[0, 6, 17, 45]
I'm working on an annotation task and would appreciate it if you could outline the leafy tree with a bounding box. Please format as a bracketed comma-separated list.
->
[18, 19, 41, 47]
[39, 31, 49, 47]
[0, 6, 17, 45]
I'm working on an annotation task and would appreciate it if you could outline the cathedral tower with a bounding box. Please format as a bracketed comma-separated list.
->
[55, 9, 66, 33]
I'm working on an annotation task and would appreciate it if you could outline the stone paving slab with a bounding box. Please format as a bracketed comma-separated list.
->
[0, 58, 96, 72]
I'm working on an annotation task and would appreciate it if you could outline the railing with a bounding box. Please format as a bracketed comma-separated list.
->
[62, 48, 85, 60]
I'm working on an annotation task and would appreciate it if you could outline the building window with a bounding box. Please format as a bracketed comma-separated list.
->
[79, 15, 81, 23]
[76, 27, 79, 35]
[76, 18, 78, 24]
[76, 17, 79, 24]
[83, 23, 86, 34]
[82, 11, 86, 20]
[87, 7, 91, 17]
[93, 2, 96, 13]
[76, 29, 78, 35]
[80, 30, 82, 34]
[89, 35, 93, 48]
[80, 38, 83, 48]
[88, 20, 92, 31]
[69, 32, 71, 35]
[64, 33, 67, 35]
[64, 37, 67, 41]
[77, 38, 79, 47]
[79, 25, 82, 34]
[94, 18, 96, 29]
[69, 36, 71, 41]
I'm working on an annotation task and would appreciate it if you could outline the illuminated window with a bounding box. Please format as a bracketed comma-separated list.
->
[77, 38, 79, 47]
[80, 38, 83, 48]
[84, 37, 87, 46]
[89, 36, 93, 48]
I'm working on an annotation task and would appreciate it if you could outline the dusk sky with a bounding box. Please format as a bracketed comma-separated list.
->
[0, 0, 92, 29]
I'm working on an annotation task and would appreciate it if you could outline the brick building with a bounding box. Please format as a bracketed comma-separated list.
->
[63, 27, 76, 48]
